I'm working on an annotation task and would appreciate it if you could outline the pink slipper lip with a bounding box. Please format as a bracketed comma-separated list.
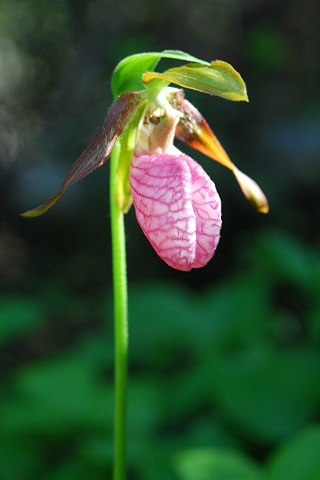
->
[130, 153, 222, 271]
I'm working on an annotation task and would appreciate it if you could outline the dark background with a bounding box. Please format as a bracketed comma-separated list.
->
[1, 1, 320, 479]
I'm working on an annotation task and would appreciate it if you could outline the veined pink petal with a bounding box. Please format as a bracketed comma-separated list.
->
[184, 156, 222, 268]
[130, 154, 221, 271]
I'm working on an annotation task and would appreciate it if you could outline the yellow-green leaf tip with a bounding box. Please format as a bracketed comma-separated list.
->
[20, 191, 65, 218]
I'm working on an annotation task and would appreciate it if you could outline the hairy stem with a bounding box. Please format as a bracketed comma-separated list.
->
[110, 139, 128, 480]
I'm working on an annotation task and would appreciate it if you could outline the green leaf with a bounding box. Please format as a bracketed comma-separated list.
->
[210, 349, 320, 443]
[175, 448, 263, 480]
[10, 357, 114, 429]
[0, 296, 43, 343]
[0, 440, 44, 480]
[111, 50, 209, 97]
[267, 427, 320, 480]
[143, 61, 248, 101]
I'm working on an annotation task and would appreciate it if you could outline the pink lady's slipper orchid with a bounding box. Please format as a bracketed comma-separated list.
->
[22, 51, 268, 271]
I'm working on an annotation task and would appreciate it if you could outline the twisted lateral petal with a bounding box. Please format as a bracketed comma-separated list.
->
[130, 154, 221, 271]
[21, 92, 144, 217]
[172, 91, 269, 213]
[172, 90, 233, 170]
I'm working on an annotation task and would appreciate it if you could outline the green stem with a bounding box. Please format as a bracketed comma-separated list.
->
[110, 140, 128, 480]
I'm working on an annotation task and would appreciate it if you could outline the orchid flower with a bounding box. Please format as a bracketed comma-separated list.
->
[22, 50, 269, 480]
[22, 50, 268, 271]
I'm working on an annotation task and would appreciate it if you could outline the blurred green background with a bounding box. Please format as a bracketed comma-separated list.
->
[1, 0, 320, 479]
